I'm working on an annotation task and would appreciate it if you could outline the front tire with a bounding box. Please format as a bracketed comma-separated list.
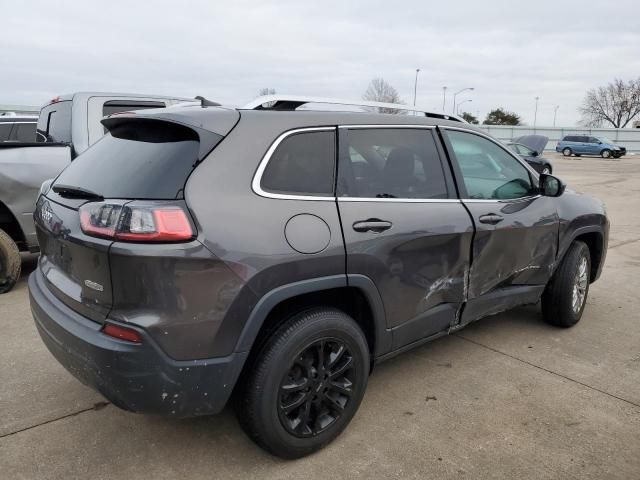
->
[562, 148, 572, 157]
[541, 241, 591, 328]
[601, 149, 612, 159]
[236, 308, 370, 459]
[0, 228, 21, 294]
[541, 165, 552, 175]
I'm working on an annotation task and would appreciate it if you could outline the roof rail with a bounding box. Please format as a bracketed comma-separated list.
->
[242, 95, 465, 122]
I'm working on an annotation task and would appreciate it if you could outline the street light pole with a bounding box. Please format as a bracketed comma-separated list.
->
[534, 96, 540, 128]
[457, 99, 472, 116]
[553, 105, 559, 127]
[442, 86, 447, 112]
[453, 87, 474, 115]
[413, 69, 420, 106]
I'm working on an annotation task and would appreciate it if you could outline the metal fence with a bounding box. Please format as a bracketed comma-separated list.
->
[477, 125, 640, 152]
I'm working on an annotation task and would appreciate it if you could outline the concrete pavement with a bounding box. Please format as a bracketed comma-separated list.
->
[1, 154, 639, 479]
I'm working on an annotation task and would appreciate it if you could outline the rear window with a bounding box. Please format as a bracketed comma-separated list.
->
[13, 123, 36, 142]
[37, 101, 72, 143]
[53, 120, 217, 199]
[102, 100, 166, 117]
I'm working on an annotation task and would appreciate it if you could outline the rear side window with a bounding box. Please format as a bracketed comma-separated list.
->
[13, 123, 36, 142]
[53, 120, 217, 199]
[338, 128, 449, 199]
[0, 124, 11, 141]
[102, 100, 166, 117]
[37, 101, 72, 143]
[260, 130, 336, 196]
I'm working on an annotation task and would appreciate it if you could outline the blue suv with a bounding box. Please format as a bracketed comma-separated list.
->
[556, 135, 626, 159]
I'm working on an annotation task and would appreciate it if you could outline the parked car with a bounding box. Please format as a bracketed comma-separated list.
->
[0, 115, 37, 142]
[505, 135, 553, 174]
[29, 96, 608, 459]
[556, 135, 626, 159]
[0, 92, 193, 293]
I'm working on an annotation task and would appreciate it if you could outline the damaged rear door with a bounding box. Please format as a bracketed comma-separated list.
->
[336, 126, 473, 351]
[441, 127, 559, 326]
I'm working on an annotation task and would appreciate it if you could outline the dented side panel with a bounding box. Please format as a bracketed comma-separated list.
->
[338, 200, 474, 335]
[463, 196, 559, 301]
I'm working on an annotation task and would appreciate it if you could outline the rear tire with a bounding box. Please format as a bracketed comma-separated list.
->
[541, 241, 591, 328]
[0, 228, 21, 294]
[601, 149, 612, 159]
[562, 148, 572, 157]
[236, 308, 370, 459]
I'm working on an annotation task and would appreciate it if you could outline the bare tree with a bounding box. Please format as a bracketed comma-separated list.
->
[362, 78, 405, 114]
[579, 78, 640, 128]
[258, 87, 276, 97]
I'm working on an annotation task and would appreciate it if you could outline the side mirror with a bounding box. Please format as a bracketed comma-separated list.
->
[597, 141, 602, 144]
[531, 151, 539, 157]
[539, 174, 565, 197]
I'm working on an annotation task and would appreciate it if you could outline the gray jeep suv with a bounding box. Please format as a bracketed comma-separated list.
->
[29, 96, 608, 458]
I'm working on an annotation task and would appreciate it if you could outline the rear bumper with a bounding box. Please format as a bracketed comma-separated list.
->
[28, 269, 247, 417]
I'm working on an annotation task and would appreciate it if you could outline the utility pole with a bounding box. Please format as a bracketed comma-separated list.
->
[413, 69, 420, 106]
[534, 96, 540, 128]
[553, 105, 559, 127]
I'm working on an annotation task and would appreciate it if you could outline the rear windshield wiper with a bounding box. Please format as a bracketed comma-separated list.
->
[52, 184, 104, 201]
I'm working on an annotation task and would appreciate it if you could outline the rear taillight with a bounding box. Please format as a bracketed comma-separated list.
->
[79, 202, 194, 242]
[102, 323, 143, 343]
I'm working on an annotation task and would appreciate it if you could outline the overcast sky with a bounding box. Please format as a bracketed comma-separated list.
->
[3, 0, 639, 126]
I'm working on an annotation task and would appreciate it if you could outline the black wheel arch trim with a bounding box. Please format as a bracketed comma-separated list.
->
[557, 225, 606, 281]
[234, 274, 391, 358]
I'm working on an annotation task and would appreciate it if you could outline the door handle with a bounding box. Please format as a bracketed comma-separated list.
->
[478, 214, 504, 225]
[352, 219, 392, 233]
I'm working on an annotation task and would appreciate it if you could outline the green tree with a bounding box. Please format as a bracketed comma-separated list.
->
[483, 108, 522, 125]
[461, 112, 479, 124]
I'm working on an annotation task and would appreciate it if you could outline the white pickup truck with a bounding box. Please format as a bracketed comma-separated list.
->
[0, 92, 193, 293]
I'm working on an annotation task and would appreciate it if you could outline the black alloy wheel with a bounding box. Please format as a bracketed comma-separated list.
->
[278, 338, 355, 437]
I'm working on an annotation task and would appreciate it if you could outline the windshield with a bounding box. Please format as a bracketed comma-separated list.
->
[598, 137, 615, 145]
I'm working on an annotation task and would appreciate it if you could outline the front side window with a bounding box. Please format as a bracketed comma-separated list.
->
[517, 143, 535, 156]
[447, 130, 535, 200]
[260, 130, 335, 196]
[338, 128, 448, 199]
